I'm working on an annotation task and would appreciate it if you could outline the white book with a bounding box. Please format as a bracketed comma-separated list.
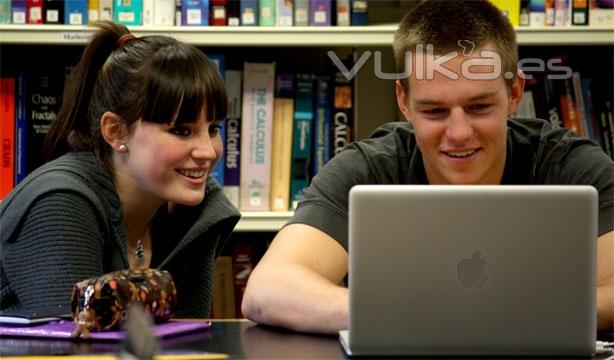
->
[142, 0, 154, 25]
[98, 0, 113, 20]
[154, 0, 174, 25]
[239, 62, 275, 211]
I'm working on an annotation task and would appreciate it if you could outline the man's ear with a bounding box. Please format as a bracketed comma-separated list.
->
[100, 112, 128, 151]
[507, 69, 526, 117]
[396, 80, 412, 123]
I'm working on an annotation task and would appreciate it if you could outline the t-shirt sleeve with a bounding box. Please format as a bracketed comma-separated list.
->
[287, 146, 373, 250]
[1, 191, 105, 314]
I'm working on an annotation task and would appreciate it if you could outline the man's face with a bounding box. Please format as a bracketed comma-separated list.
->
[396, 46, 524, 185]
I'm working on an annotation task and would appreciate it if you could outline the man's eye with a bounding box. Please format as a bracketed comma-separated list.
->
[170, 127, 192, 136]
[423, 108, 446, 115]
[467, 104, 492, 112]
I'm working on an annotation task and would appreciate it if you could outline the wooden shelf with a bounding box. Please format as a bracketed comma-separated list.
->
[234, 211, 293, 232]
[1, 24, 612, 46]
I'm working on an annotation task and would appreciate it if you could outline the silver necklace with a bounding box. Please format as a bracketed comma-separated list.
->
[126, 224, 147, 261]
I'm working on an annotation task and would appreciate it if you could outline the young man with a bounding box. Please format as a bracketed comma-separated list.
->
[242, 0, 614, 334]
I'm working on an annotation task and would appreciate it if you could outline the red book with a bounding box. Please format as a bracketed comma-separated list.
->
[26, 0, 44, 23]
[1, 77, 15, 199]
[210, 0, 227, 25]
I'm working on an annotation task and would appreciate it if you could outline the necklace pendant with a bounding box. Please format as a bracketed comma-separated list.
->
[135, 241, 145, 259]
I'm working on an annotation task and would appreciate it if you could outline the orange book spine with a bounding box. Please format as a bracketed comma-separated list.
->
[1, 77, 15, 199]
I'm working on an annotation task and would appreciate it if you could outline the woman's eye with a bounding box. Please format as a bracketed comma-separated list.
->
[170, 127, 192, 137]
[209, 123, 222, 136]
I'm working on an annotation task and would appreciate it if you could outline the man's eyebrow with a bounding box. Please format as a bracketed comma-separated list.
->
[413, 91, 499, 106]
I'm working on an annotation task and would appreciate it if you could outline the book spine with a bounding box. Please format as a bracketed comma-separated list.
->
[224, 70, 242, 208]
[153, 0, 174, 24]
[290, 73, 314, 210]
[571, 0, 588, 25]
[336, 0, 349, 26]
[332, 69, 353, 155]
[14, 72, 26, 185]
[275, 0, 291, 26]
[270, 73, 294, 212]
[580, 78, 602, 146]
[142, 0, 153, 24]
[490, 0, 521, 26]
[240, 62, 275, 211]
[98, 0, 111, 20]
[309, 0, 329, 26]
[232, 242, 253, 318]
[88, 0, 98, 21]
[350, 0, 366, 25]
[571, 72, 589, 138]
[65, 0, 87, 24]
[226, 0, 238, 25]
[239, 0, 257, 25]
[559, 78, 583, 136]
[0, 0, 11, 23]
[11, 0, 27, 23]
[211, 256, 237, 318]
[545, 0, 555, 25]
[114, 0, 141, 25]
[554, 0, 569, 26]
[519, 0, 530, 25]
[293, 0, 307, 25]
[529, 0, 545, 25]
[26, 0, 43, 23]
[312, 75, 331, 177]
[258, 0, 274, 26]
[209, 54, 226, 188]
[589, 0, 614, 27]
[0, 77, 15, 199]
[210, 0, 226, 25]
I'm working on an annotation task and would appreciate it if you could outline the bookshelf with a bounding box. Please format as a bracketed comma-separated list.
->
[1, 25, 613, 232]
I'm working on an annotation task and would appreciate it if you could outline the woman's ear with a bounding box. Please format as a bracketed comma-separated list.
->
[100, 112, 128, 152]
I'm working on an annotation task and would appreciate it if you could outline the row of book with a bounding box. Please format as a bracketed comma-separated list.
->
[0, 0, 368, 26]
[514, 70, 614, 159]
[211, 57, 354, 212]
[493, 0, 613, 27]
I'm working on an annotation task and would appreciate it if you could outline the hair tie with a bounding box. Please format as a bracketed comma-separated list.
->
[117, 34, 136, 49]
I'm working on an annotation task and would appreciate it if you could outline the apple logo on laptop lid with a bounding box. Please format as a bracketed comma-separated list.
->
[457, 250, 488, 288]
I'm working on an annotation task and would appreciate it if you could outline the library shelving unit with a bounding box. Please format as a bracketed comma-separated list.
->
[1, 25, 613, 232]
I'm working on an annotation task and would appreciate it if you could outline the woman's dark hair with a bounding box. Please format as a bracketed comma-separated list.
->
[44, 21, 228, 171]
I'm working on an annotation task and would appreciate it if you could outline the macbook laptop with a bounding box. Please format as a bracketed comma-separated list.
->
[340, 185, 598, 357]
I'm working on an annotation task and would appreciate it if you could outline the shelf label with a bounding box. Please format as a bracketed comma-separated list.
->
[60, 32, 93, 43]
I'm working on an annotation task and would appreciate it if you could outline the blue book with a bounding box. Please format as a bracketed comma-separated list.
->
[312, 76, 332, 177]
[208, 54, 226, 188]
[224, 70, 242, 208]
[350, 0, 366, 25]
[64, 0, 88, 24]
[239, 0, 256, 25]
[11, 0, 26, 23]
[14, 72, 26, 185]
[181, 0, 208, 25]
[0, 0, 11, 23]
[114, 0, 142, 25]
[290, 73, 314, 210]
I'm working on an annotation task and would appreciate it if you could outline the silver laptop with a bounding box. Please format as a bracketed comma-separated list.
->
[340, 185, 597, 357]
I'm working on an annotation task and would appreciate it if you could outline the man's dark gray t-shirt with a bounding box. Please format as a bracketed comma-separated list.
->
[289, 118, 614, 249]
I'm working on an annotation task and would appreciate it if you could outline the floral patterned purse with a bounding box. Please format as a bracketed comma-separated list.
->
[70, 268, 177, 339]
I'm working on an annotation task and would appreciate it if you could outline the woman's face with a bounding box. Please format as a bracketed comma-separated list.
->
[117, 112, 223, 207]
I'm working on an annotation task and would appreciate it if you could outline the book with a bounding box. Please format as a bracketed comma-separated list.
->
[142, 0, 153, 24]
[14, 72, 26, 185]
[114, 0, 141, 25]
[239, 0, 256, 25]
[571, 0, 588, 25]
[309, 0, 330, 25]
[559, 78, 584, 136]
[275, 0, 292, 26]
[336, 0, 349, 26]
[589, 0, 614, 27]
[270, 73, 294, 212]
[529, 0, 545, 25]
[290, 73, 314, 210]
[571, 72, 589, 138]
[519, 0, 530, 25]
[580, 78, 602, 146]
[239, 62, 275, 211]
[11, 0, 27, 23]
[232, 242, 254, 318]
[258, 0, 274, 25]
[88, 0, 99, 21]
[545, 0, 555, 25]
[181, 0, 209, 25]
[26, 0, 43, 23]
[553, 0, 569, 26]
[224, 70, 242, 208]
[209, 54, 226, 188]
[0, 77, 15, 199]
[43, 0, 63, 22]
[0, 312, 63, 325]
[211, 256, 236, 318]
[293, 0, 307, 25]
[64, 0, 87, 24]
[0, 0, 10, 23]
[332, 68, 353, 155]
[312, 75, 332, 177]
[226, 0, 238, 25]
[98, 0, 112, 20]
[154, 0, 174, 24]
[350, 0, 366, 25]
[491, 0, 520, 26]
[210, 0, 226, 25]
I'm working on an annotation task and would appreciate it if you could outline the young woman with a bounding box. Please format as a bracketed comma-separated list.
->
[0, 21, 240, 318]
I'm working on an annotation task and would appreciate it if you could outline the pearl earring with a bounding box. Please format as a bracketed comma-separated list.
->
[118, 144, 128, 152]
